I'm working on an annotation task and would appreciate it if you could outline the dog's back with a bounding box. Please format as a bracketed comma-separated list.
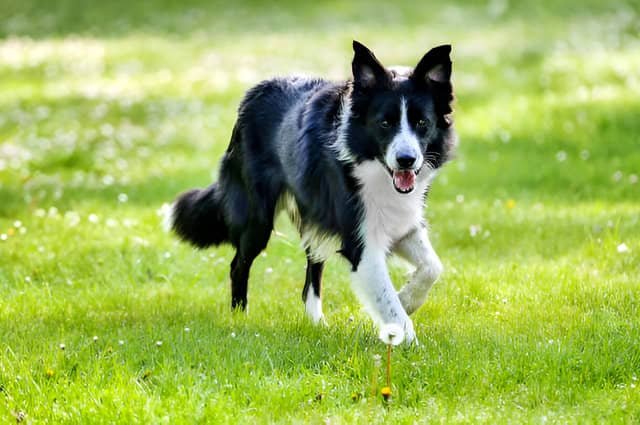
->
[220, 77, 338, 228]
[172, 77, 327, 244]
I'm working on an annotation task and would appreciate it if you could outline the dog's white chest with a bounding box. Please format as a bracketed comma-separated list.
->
[353, 160, 430, 251]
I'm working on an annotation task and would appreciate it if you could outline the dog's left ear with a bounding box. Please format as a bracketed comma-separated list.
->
[411, 45, 454, 127]
[352, 40, 391, 88]
[411, 44, 452, 85]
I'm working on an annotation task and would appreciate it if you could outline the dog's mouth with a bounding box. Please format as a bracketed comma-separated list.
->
[393, 169, 417, 193]
[383, 164, 419, 194]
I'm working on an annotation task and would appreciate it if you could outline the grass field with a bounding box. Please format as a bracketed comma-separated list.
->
[1, 0, 639, 423]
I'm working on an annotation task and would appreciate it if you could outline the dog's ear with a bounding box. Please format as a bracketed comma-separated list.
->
[411, 44, 452, 85]
[352, 40, 391, 88]
[412, 45, 454, 128]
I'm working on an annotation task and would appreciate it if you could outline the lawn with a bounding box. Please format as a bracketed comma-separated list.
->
[1, 0, 639, 423]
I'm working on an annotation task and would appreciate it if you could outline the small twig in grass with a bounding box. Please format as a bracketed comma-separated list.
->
[378, 324, 405, 402]
[387, 343, 392, 388]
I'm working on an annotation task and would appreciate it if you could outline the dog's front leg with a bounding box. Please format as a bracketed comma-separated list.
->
[350, 245, 416, 344]
[394, 226, 443, 315]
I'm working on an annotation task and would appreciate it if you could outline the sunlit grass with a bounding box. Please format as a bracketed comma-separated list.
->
[1, 0, 639, 423]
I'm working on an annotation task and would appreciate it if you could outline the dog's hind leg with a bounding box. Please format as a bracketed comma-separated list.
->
[394, 225, 443, 315]
[230, 221, 272, 311]
[302, 251, 325, 324]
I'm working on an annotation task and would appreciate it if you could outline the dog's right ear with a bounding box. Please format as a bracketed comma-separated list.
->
[352, 40, 390, 88]
[411, 44, 452, 85]
[412, 45, 454, 128]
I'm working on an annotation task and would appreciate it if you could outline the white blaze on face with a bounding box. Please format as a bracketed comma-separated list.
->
[384, 98, 424, 193]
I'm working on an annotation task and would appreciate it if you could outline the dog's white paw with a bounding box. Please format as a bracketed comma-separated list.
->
[305, 291, 326, 325]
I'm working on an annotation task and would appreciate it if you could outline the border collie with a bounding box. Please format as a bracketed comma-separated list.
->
[168, 41, 456, 344]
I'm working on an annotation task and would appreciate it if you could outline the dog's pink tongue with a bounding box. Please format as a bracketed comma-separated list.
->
[393, 170, 416, 192]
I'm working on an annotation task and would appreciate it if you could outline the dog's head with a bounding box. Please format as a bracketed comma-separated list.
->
[345, 41, 456, 194]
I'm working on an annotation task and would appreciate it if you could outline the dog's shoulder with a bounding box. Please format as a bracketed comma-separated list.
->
[241, 77, 325, 102]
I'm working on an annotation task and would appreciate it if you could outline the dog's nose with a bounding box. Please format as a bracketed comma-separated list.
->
[396, 153, 416, 169]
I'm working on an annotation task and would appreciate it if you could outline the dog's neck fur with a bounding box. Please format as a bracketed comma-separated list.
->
[352, 160, 433, 253]
[330, 83, 355, 164]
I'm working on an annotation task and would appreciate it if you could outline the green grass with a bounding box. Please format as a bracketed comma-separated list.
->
[1, 0, 640, 423]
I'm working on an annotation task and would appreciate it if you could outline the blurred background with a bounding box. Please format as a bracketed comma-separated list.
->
[1, 1, 639, 422]
[1, 0, 639, 215]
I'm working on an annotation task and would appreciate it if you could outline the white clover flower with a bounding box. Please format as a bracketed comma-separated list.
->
[617, 243, 630, 253]
[64, 211, 81, 227]
[379, 323, 405, 346]
[102, 175, 115, 186]
[372, 354, 382, 367]
[123, 218, 137, 228]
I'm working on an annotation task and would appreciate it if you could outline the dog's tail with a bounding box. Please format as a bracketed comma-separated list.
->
[167, 183, 229, 248]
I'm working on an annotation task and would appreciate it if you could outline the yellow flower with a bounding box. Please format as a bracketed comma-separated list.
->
[45, 368, 54, 378]
[506, 199, 516, 209]
[380, 386, 392, 401]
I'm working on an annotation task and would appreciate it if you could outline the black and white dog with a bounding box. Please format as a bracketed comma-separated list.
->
[168, 41, 456, 344]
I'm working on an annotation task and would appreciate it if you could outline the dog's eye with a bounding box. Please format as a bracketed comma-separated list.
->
[417, 119, 429, 128]
[379, 120, 391, 129]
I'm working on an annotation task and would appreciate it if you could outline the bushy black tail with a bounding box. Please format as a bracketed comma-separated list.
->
[170, 183, 229, 248]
